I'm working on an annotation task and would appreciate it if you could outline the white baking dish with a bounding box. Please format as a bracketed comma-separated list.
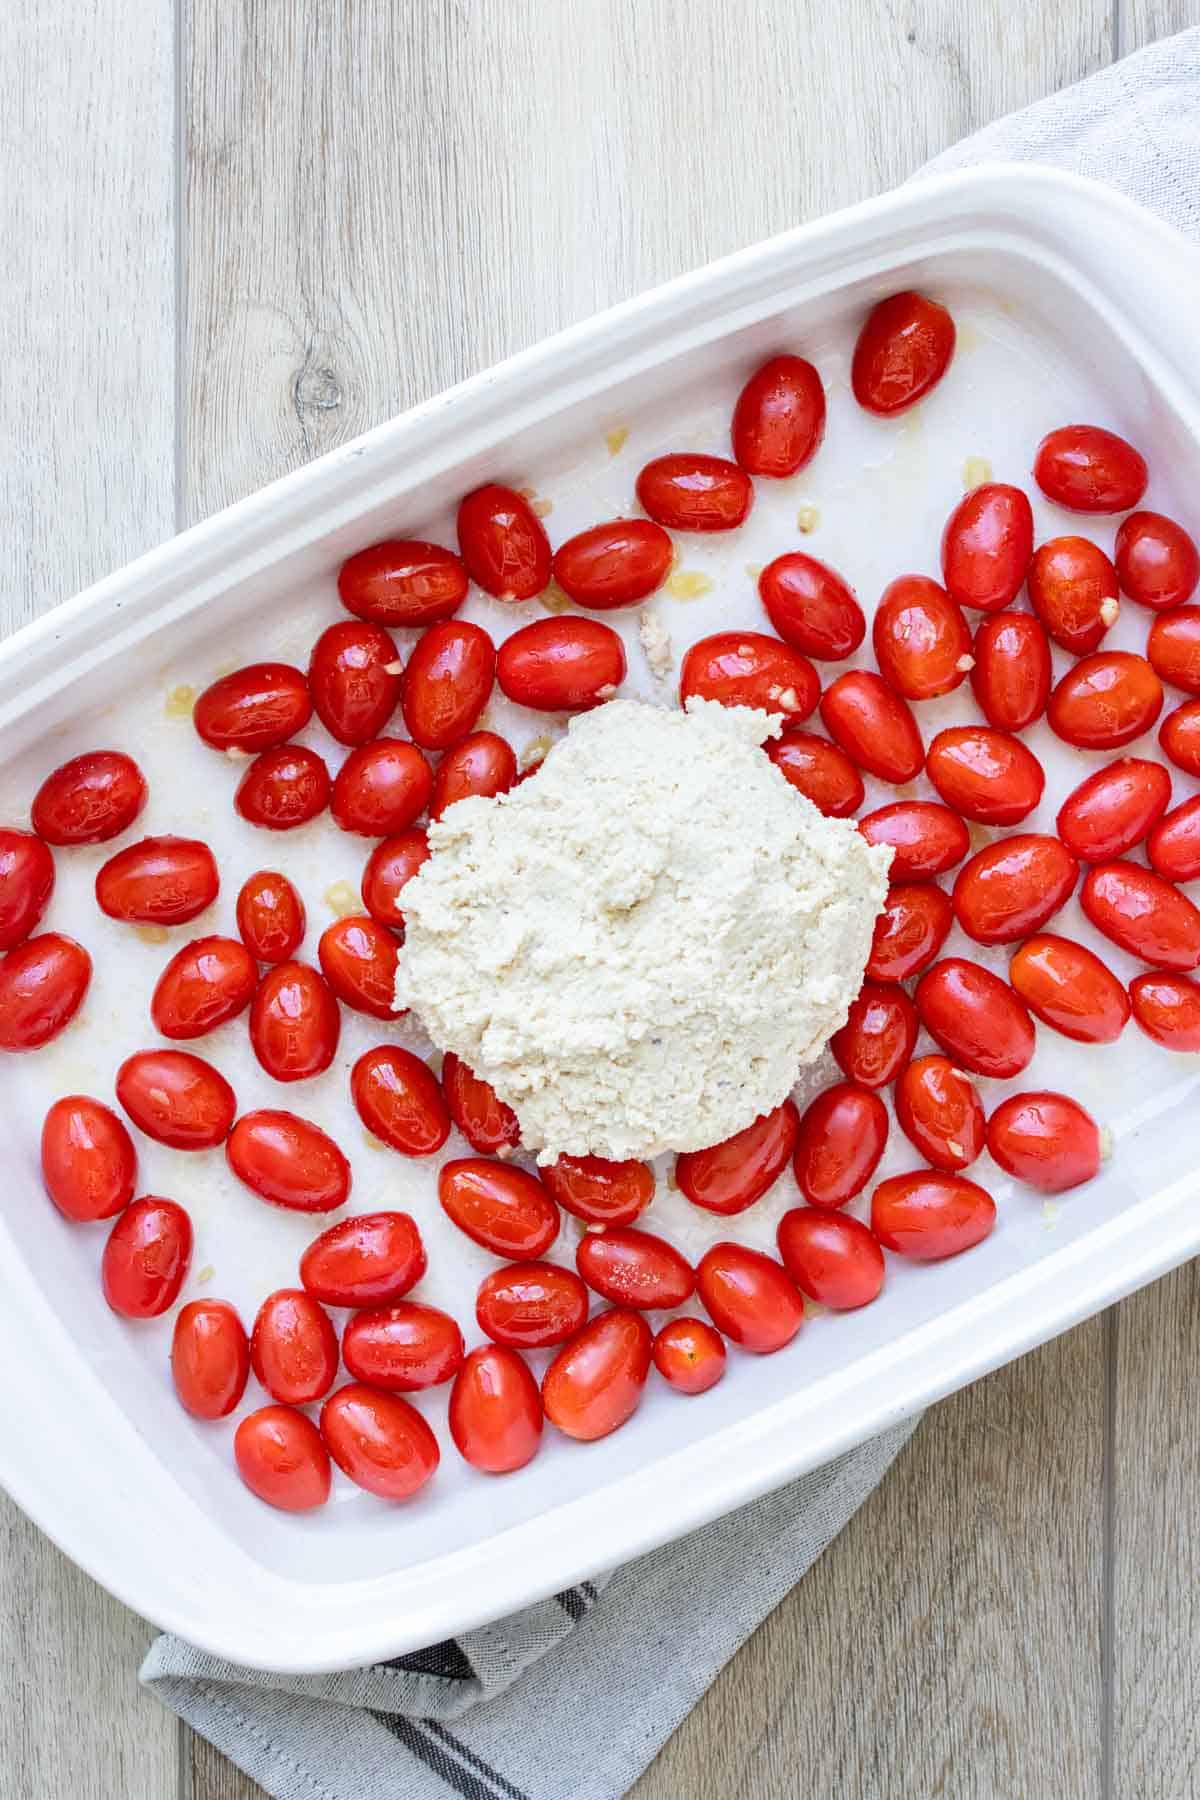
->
[3, 165, 1200, 1673]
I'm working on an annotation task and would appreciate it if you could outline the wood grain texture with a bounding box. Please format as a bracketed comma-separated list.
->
[1120, 0, 1200, 49]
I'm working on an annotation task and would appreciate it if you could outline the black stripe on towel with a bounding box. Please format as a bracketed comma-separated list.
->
[554, 1588, 586, 1621]
[581, 1581, 598, 1602]
[423, 1720, 532, 1800]
[375, 1713, 502, 1800]
[380, 1638, 475, 1681]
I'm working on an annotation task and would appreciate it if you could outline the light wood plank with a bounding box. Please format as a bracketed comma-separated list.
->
[1120, 0, 1200, 46]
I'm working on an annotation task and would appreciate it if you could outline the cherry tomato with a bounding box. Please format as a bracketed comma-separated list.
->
[0, 933, 91, 1050]
[696, 1243, 804, 1353]
[1034, 424, 1149, 512]
[400, 621, 495, 751]
[830, 983, 918, 1088]
[322, 1383, 440, 1496]
[731, 354, 826, 476]
[300, 1210, 427, 1308]
[758, 553, 865, 661]
[151, 935, 257, 1039]
[542, 1309, 652, 1439]
[250, 1288, 339, 1405]
[351, 1045, 450, 1155]
[915, 958, 1035, 1078]
[96, 836, 218, 926]
[0, 831, 54, 951]
[308, 620, 401, 745]
[952, 836, 1079, 945]
[31, 750, 146, 845]
[331, 739, 433, 837]
[41, 1095, 137, 1222]
[1116, 511, 1200, 611]
[439, 1158, 560, 1257]
[249, 961, 340, 1082]
[476, 1261, 589, 1348]
[1028, 537, 1120, 652]
[361, 829, 430, 926]
[430, 732, 517, 821]
[171, 1300, 249, 1420]
[871, 1172, 995, 1260]
[235, 1405, 330, 1512]
[343, 1302, 465, 1391]
[576, 1226, 694, 1310]
[850, 291, 955, 415]
[457, 483, 552, 600]
[192, 663, 312, 753]
[792, 1080, 888, 1208]
[1082, 861, 1200, 970]
[1057, 759, 1170, 866]
[542, 1153, 653, 1226]
[441, 1053, 520, 1156]
[101, 1196, 191, 1317]
[318, 915, 399, 1019]
[776, 1208, 885, 1310]
[679, 631, 819, 722]
[872, 575, 973, 700]
[635, 453, 752, 531]
[987, 1091, 1102, 1194]
[925, 726, 1044, 825]
[675, 1100, 799, 1215]
[819, 671, 924, 784]
[226, 1109, 351, 1212]
[338, 538, 468, 627]
[1148, 607, 1200, 695]
[236, 746, 331, 830]
[857, 801, 969, 879]
[449, 1346, 542, 1474]
[1149, 795, 1200, 882]
[970, 610, 1052, 732]
[941, 484, 1033, 613]
[115, 1048, 236, 1148]
[1129, 972, 1200, 1051]
[765, 731, 864, 817]
[651, 1317, 726, 1395]
[1160, 699, 1200, 775]
[496, 617, 625, 713]
[1048, 653, 1163, 750]
[553, 519, 674, 609]
[894, 1055, 985, 1172]
[236, 870, 306, 963]
[867, 882, 954, 980]
[1009, 933, 1131, 1045]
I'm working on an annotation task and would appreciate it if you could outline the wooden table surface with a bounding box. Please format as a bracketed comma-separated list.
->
[3, 2, 1198, 1795]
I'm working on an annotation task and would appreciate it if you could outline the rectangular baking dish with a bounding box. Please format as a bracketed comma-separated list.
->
[3, 164, 1200, 1673]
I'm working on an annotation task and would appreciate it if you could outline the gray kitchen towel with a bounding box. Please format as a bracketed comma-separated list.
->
[143, 24, 1200, 1799]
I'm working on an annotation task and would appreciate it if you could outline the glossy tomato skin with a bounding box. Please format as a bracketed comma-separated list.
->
[857, 801, 969, 879]
[894, 1055, 985, 1172]
[401, 620, 495, 751]
[236, 746, 330, 830]
[926, 726, 1044, 825]
[171, 1300, 250, 1419]
[476, 1261, 589, 1348]
[1160, 699, 1200, 775]
[115, 1049, 236, 1148]
[987, 1092, 1102, 1193]
[552, 519, 673, 608]
[542, 1153, 653, 1226]
[758, 553, 865, 661]
[679, 631, 819, 722]
[331, 739, 433, 837]
[449, 1347, 543, 1474]
[819, 671, 924, 784]
[1028, 537, 1120, 652]
[322, 1383, 441, 1496]
[318, 915, 399, 1019]
[300, 1211, 426, 1308]
[651, 1317, 727, 1395]
[250, 1288, 339, 1405]
[457, 483, 552, 600]
[249, 961, 340, 1082]
[941, 484, 1033, 613]
[915, 958, 1035, 1078]
[1116, 511, 1200, 611]
[235, 1406, 330, 1512]
[792, 1081, 888, 1208]
[1009, 934, 1130, 1044]
[361, 829, 430, 926]
[1082, 862, 1200, 970]
[308, 620, 401, 745]
[872, 575, 973, 700]
[101, 1196, 192, 1317]
[695, 1243, 804, 1353]
[635, 453, 752, 531]
[151, 935, 257, 1039]
[0, 934, 91, 1051]
[1057, 759, 1171, 864]
[871, 1173, 996, 1260]
[731, 354, 826, 476]
[970, 611, 1052, 731]
[343, 1302, 465, 1392]
[236, 870, 305, 963]
[192, 664, 311, 753]
[1034, 424, 1149, 512]
[441, 1052, 520, 1156]
[41, 1095, 137, 1221]
[675, 1100, 799, 1215]
[541, 1309, 653, 1440]
[31, 750, 146, 845]
[766, 731, 864, 817]
[226, 1109, 351, 1212]
[1048, 653, 1164, 750]
[866, 883, 954, 981]
[776, 1208, 885, 1310]
[439, 1158, 559, 1257]
[1147, 607, 1200, 694]
[952, 836, 1079, 946]
[830, 983, 918, 1089]
[430, 732, 517, 820]
[0, 831, 54, 950]
[851, 291, 955, 415]
[96, 836, 219, 926]
[338, 538, 468, 627]
[1148, 795, 1200, 882]
[576, 1226, 694, 1310]
[1129, 973, 1200, 1050]
[351, 1045, 450, 1155]
[496, 617, 625, 712]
